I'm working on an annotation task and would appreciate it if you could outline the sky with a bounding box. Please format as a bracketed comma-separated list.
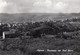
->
[0, 0, 80, 13]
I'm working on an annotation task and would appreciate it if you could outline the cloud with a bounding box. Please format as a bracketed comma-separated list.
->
[54, 2, 67, 9]
[1, 0, 35, 13]
[31, 0, 69, 13]
[0, 0, 7, 13]
[0, 0, 80, 13]
[53, 2, 68, 13]
[33, 0, 52, 7]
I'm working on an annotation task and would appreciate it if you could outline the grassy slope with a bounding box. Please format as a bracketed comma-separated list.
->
[0, 37, 80, 55]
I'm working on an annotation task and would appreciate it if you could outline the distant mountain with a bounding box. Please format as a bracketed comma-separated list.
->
[0, 13, 80, 23]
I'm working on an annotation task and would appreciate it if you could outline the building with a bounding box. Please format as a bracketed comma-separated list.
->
[2, 30, 16, 39]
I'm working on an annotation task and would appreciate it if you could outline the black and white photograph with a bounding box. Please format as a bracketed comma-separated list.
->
[0, 0, 80, 55]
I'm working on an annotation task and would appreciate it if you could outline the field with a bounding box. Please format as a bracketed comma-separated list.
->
[0, 37, 80, 55]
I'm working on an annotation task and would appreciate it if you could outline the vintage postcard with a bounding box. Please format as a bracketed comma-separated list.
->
[0, 0, 80, 55]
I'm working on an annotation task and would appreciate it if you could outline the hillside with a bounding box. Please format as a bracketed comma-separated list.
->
[0, 13, 80, 23]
